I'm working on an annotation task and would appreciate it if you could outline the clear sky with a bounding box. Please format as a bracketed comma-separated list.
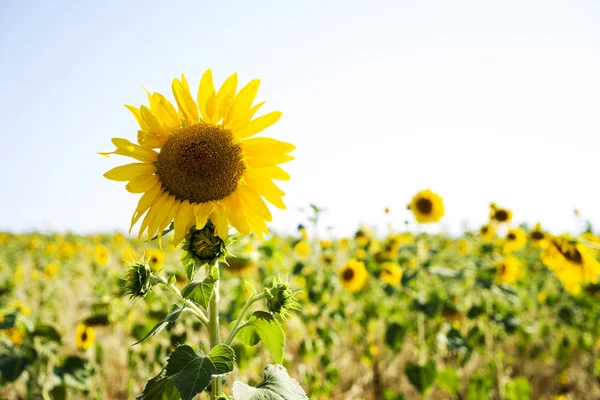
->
[1, 1, 599, 237]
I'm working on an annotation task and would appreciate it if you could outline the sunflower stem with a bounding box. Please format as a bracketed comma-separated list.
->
[209, 263, 221, 399]
[158, 276, 210, 327]
[224, 292, 267, 346]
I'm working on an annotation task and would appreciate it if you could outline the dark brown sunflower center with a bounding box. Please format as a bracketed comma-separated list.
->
[531, 231, 545, 240]
[507, 233, 516, 241]
[81, 331, 88, 341]
[156, 123, 244, 203]
[416, 198, 433, 214]
[494, 210, 509, 222]
[480, 226, 489, 235]
[342, 268, 355, 281]
[554, 240, 583, 264]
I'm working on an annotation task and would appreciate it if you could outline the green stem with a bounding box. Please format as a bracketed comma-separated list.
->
[209, 267, 221, 400]
[157, 276, 210, 327]
[224, 292, 267, 346]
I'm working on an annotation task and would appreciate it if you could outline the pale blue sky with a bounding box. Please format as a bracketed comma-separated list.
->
[1, 1, 599, 236]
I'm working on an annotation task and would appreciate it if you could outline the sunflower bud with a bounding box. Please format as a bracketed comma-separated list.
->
[264, 277, 301, 319]
[122, 261, 156, 299]
[181, 222, 231, 280]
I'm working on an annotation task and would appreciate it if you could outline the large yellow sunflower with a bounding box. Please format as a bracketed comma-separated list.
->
[542, 236, 600, 294]
[102, 70, 294, 244]
[408, 189, 444, 224]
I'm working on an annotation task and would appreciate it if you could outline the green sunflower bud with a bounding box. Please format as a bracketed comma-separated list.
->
[181, 222, 232, 280]
[122, 261, 157, 299]
[264, 277, 301, 319]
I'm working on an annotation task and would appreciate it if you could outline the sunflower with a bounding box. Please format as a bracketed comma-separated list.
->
[75, 323, 95, 350]
[146, 249, 165, 271]
[44, 262, 58, 278]
[489, 203, 512, 224]
[496, 256, 522, 284]
[94, 244, 110, 266]
[479, 224, 496, 242]
[529, 222, 548, 248]
[503, 227, 526, 253]
[338, 259, 369, 293]
[408, 189, 444, 224]
[542, 236, 600, 294]
[102, 69, 294, 245]
[380, 261, 402, 286]
[294, 241, 311, 258]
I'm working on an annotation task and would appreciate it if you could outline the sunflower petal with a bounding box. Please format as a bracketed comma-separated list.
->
[104, 163, 156, 181]
[224, 79, 260, 127]
[194, 202, 214, 230]
[130, 184, 163, 233]
[197, 69, 215, 121]
[172, 74, 199, 126]
[238, 185, 272, 222]
[223, 192, 249, 235]
[126, 175, 159, 193]
[217, 73, 238, 120]
[246, 154, 295, 168]
[252, 166, 291, 181]
[138, 192, 168, 239]
[210, 202, 229, 239]
[234, 111, 282, 139]
[174, 200, 194, 244]
[125, 105, 149, 131]
[244, 171, 286, 209]
[109, 138, 159, 162]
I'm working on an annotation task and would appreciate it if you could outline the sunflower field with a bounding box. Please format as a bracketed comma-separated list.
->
[2, 198, 600, 399]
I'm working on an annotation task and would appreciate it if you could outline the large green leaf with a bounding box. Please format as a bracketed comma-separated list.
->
[136, 368, 179, 400]
[405, 360, 436, 394]
[232, 364, 308, 400]
[0, 356, 29, 384]
[133, 305, 186, 345]
[139, 344, 235, 400]
[385, 322, 407, 351]
[181, 267, 217, 309]
[32, 323, 62, 343]
[53, 356, 89, 390]
[237, 311, 285, 363]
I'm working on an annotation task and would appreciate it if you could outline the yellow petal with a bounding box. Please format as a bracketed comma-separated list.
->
[252, 166, 291, 181]
[108, 138, 159, 162]
[126, 174, 159, 193]
[217, 73, 238, 120]
[148, 195, 175, 243]
[130, 184, 163, 233]
[244, 171, 286, 209]
[146, 90, 180, 129]
[222, 192, 249, 235]
[210, 202, 229, 239]
[104, 163, 156, 181]
[246, 154, 295, 168]
[140, 105, 165, 135]
[172, 74, 199, 126]
[238, 185, 272, 222]
[229, 101, 265, 132]
[138, 192, 168, 239]
[156, 197, 178, 248]
[224, 79, 260, 127]
[234, 111, 282, 139]
[174, 200, 194, 244]
[194, 202, 214, 229]
[242, 137, 294, 154]
[125, 105, 149, 131]
[197, 69, 215, 121]
[137, 130, 165, 149]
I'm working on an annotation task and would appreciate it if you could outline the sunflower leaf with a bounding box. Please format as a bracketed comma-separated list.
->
[232, 364, 308, 400]
[236, 311, 285, 363]
[180, 267, 218, 309]
[133, 305, 186, 345]
[145, 344, 235, 400]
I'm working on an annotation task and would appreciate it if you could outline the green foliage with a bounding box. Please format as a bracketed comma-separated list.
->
[237, 311, 285, 363]
[140, 344, 235, 400]
[133, 305, 187, 345]
[505, 377, 531, 400]
[405, 360, 436, 394]
[466, 372, 493, 400]
[32, 323, 62, 343]
[232, 364, 308, 400]
[436, 366, 460, 396]
[181, 266, 218, 309]
[385, 322, 407, 351]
